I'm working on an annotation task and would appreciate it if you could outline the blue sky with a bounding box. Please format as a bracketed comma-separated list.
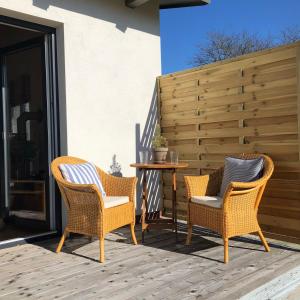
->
[160, 0, 300, 74]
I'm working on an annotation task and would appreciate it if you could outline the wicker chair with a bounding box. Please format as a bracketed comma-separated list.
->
[184, 154, 274, 263]
[51, 156, 138, 263]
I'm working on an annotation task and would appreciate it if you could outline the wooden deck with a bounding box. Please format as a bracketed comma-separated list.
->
[0, 224, 300, 299]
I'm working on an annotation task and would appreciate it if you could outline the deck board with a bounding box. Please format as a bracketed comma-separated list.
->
[0, 224, 299, 299]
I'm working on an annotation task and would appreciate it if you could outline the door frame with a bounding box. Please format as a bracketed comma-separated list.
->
[0, 15, 61, 245]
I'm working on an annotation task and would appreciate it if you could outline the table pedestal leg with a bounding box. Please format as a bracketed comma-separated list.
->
[141, 170, 147, 243]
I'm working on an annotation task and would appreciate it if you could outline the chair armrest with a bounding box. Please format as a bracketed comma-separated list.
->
[101, 174, 137, 202]
[222, 184, 262, 213]
[230, 178, 266, 189]
[56, 180, 105, 211]
[184, 167, 223, 200]
[222, 178, 268, 212]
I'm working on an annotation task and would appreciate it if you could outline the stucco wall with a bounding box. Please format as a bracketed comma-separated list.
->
[1, 0, 161, 173]
[0, 0, 161, 220]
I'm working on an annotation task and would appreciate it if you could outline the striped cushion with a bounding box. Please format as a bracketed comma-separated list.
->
[220, 157, 264, 197]
[59, 162, 106, 197]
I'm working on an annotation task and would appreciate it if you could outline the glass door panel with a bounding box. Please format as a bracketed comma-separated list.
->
[1, 40, 50, 238]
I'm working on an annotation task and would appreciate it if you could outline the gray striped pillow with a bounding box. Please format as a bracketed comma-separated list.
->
[59, 162, 106, 197]
[220, 157, 264, 197]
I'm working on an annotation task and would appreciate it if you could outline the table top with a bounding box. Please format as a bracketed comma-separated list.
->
[130, 162, 188, 170]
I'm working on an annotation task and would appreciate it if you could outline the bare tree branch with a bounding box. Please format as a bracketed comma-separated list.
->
[191, 26, 300, 67]
[280, 26, 300, 44]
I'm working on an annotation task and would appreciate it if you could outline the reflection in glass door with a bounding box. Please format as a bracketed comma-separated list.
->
[0, 38, 51, 241]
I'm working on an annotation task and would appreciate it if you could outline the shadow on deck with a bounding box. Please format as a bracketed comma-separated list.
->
[0, 223, 300, 299]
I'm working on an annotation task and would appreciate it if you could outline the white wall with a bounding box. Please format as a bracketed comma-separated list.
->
[0, 0, 161, 176]
[0, 0, 161, 222]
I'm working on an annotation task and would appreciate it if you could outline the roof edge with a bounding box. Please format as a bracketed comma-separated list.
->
[160, 0, 210, 9]
[125, 0, 150, 8]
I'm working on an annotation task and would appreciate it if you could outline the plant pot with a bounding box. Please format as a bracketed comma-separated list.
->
[153, 147, 168, 164]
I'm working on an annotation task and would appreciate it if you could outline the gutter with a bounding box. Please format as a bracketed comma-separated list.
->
[125, 0, 210, 9]
[125, 0, 150, 8]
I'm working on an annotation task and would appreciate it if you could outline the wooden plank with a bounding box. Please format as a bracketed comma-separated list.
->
[259, 206, 300, 219]
[263, 231, 300, 244]
[274, 161, 300, 172]
[264, 188, 300, 200]
[160, 78, 198, 92]
[162, 124, 197, 134]
[244, 95, 296, 110]
[161, 100, 198, 114]
[244, 77, 296, 93]
[160, 84, 240, 101]
[261, 197, 300, 209]
[245, 134, 298, 144]
[243, 66, 296, 86]
[161, 105, 297, 127]
[161, 95, 197, 107]
[199, 137, 239, 145]
[244, 57, 296, 76]
[168, 138, 198, 146]
[200, 120, 238, 130]
[245, 114, 297, 127]
[261, 224, 300, 239]
[268, 178, 300, 190]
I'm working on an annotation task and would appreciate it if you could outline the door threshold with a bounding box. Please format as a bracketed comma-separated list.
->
[0, 231, 57, 249]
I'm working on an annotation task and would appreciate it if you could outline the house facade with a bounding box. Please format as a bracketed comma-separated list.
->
[0, 0, 208, 245]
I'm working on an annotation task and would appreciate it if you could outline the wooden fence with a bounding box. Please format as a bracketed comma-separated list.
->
[158, 41, 300, 243]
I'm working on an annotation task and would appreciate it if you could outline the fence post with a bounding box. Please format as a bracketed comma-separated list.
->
[297, 47, 300, 160]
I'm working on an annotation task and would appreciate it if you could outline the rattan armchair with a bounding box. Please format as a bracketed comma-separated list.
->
[184, 154, 274, 263]
[51, 156, 138, 263]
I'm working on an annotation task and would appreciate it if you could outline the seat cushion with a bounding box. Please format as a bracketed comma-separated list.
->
[59, 162, 106, 197]
[103, 196, 129, 208]
[191, 195, 222, 208]
[220, 156, 264, 197]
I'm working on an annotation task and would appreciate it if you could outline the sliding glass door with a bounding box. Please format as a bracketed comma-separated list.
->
[0, 20, 59, 242]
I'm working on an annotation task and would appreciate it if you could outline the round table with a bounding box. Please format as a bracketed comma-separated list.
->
[130, 163, 188, 242]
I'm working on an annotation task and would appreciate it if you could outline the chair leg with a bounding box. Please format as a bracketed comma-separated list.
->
[56, 229, 68, 253]
[99, 237, 105, 263]
[186, 223, 192, 245]
[130, 223, 138, 245]
[224, 237, 229, 264]
[258, 230, 270, 252]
